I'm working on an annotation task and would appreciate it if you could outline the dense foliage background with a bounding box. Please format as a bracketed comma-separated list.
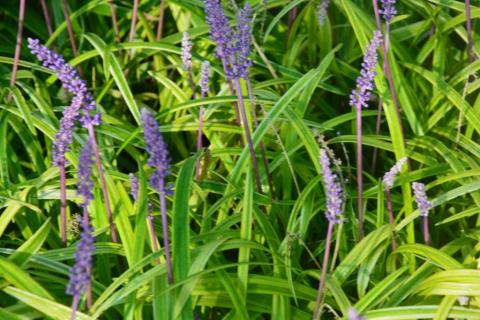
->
[1, 0, 480, 319]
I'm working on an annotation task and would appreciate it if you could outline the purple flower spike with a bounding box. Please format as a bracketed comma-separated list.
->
[412, 182, 433, 217]
[66, 219, 95, 303]
[181, 32, 193, 71]
[204, 0, 235, 63]
[383, 157, 407, 190]
[129, 173, 139, 201]
[349, 30, 383, 109]
[234, 4, 253, 79]
[317, 0, 330, 26]
[200, 61, 211, 95]
[380, 0, 397, 24]
[320, 149, 343, 224]
[28, 38, 101, 165]
[77, 141, 94, 207]
[141, 109, 171, 193]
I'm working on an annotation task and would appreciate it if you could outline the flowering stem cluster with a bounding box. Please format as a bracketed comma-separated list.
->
[204, 0, 274, 195]
[28, 39, 116, 244]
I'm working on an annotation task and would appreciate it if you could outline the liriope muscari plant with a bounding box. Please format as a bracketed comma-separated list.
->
[196, 60, 211, 179]
[204, 0, 273, 195]
[349, 30, 382, 240]
[382, 156, 407, 250]
[27, 38, 118, 244]
[67, 141, 95, 320]
[141, 108, 173, 284]
[312, 148, 344, 320]
[412, 182, 433, 245]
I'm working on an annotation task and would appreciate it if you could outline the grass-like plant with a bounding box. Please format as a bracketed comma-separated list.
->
[1, 1, 480, 319]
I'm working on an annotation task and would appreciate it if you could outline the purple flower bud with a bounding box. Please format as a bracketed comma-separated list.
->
[77, 141, 94, 207]
[129, 173, 139, 201]
[349, 30, 383, 109]
[317, 0, 330, 26]
[66, 219, 95, 298]
[199, 61, 211, 95]
[28, 38, 101, 166]
[320, 149, 343, 224]
[380, 0, 397, 23]
[141, 109, 171, 193]
[412, 182, 433, 217]
[181, 32, 193, 71]
[383, 157, 407, 190]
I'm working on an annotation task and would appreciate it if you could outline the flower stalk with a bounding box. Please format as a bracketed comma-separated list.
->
[350, 30, 382, 239]
[141, 108, 174, 285]
[312, 149, 343, 319]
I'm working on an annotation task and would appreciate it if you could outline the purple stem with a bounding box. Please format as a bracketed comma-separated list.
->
[8, 0, 25, 102]
[69, 294, 80, 320]
[423, 215, 430, 245]
[195, 92, 205, 179]
[246, 78, 275, 198]
[62, 0, 78, 56]
[312, 221, 334, 320]
[108, 0, 120, 42]
[156, 0, 166, 40]
[147, 215, 162, 265]
[221, 61, 242, 126]
[82, 206, 93, 309]
[371, 0, 407, 173]
[159, 188, 173, 285]
[187, 69, 197, 99]
[87, 124, 118, 243]
[371, 99, 382, 175]
[129, 0, 139, 43]
[287, 6, 298, 37]
[385, 189, 398, 250]
[466, 0, 473, 65]
[60, 164, 67, 245]
[234, 78, 263, 194]
[40, 0, 53, 38]
[356, 101, 364, 240]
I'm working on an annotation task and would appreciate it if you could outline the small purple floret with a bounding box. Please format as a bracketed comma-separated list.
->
[76, 141, 94, 207]
[380, 0, 397, 23]
[320, 149, 343, 224]
[383, 157, 407, 190]
[141, 109, 171, 193]
[349, 30, 383, 109]
[412, 182, 433, 217]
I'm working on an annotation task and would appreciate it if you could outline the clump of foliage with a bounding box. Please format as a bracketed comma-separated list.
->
[0, 0, 479, 319]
